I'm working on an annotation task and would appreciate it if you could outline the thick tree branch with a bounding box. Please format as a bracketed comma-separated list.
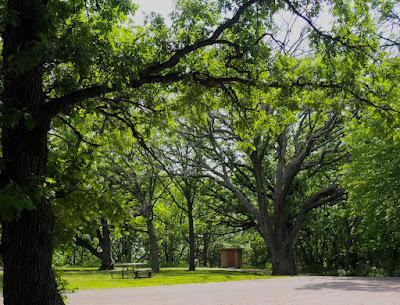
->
[283, 0, 374, 52]
[290, 183, 344, 245]
[140, 0, 260, 76]
[43, 0, 261, 117]
[74, 236, 101, 259]
[56, 116, 100, 147]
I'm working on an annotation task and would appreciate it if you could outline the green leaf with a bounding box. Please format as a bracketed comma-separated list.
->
[0, 183, 35, 222]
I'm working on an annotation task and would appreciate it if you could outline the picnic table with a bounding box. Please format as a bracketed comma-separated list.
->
[110, 263, 151, 279]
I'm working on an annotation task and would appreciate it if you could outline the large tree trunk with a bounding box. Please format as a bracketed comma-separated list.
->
[146, 220, 160, 272]
[1, 0, 63, 303]
[187, 199, 196, 271]
[98, 251, 113, 270]
[0, 114, 62, 304]
[98, 218, 114, 270]
[261, 224, 297, 276]
[2, 202, 64, 305]
[271, 242, 296, 275]
[1, 196, 63, 305]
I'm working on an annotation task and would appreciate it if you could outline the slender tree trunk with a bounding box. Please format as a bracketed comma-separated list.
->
[178, 245, 187, 262]
[121, 235, 132, 263]
[163, 241, 172, 265]
[146, 220, 160, 272]
[80, 247, 84, 264]
[73, 246, 76, 266]
[202, 232, 210, 267]
[187, 199, 196, 271]
[163, 242, 169, 264]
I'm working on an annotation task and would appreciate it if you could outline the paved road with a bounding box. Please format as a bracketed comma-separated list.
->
[67, 276, 400, 305]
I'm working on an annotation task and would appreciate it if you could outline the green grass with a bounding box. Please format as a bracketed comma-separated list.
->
[60, 267, 273, 290]
[0, 267, 274, 291]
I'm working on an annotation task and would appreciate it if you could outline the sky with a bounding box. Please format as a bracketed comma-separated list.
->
[133, 0, 333, 52]
[133, 0, 332, 26]
[134, 0, 175, 19]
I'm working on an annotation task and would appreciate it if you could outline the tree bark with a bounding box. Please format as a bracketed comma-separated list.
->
[0, 103, 63, 305]
[1, 0, 63, 303]
[146, 220, 160, 272]
[261, 223, 297, 276]
[202, 232, 210, 267]
[73, 246, 77, 265]
[98, 218, 114, 270]
[163, 241, 172, 265]
[188, 199, 196, 271]
[2, 202, 64, 305]
[271, 243, 296, 275]
[98, 246, 113, 270]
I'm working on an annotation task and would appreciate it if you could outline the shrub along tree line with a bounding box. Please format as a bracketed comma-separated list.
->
[0, 0, 399, 304]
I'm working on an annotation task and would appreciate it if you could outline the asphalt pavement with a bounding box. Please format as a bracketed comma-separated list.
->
[67, 276, 400, 305]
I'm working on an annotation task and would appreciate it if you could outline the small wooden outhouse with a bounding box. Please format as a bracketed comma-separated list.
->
[220, 248, 242, 268]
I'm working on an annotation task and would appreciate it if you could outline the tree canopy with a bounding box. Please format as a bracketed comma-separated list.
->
[0, 0, 399, 304]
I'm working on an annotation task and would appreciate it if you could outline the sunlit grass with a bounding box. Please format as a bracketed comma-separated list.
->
[60, 267, 273, 290]
[0, 267, 274, 291]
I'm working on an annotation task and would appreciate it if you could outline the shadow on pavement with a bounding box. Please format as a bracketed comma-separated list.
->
[296, 277, 400, 293]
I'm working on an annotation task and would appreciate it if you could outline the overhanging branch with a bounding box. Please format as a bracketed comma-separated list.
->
[43, 0, 261, 117]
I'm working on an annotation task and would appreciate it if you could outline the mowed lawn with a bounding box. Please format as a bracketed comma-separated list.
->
[0, 268, 272, 291]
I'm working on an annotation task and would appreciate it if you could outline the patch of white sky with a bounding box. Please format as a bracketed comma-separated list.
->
[272, 6, 334, 55]
[134, 0, 176, 22]
[133, 0, 334, 55]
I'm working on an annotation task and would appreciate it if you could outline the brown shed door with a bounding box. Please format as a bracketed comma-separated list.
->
[226, 249, 235, 267]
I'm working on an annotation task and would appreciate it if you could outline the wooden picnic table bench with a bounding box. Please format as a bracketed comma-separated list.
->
[134, 267, 152, 279]
[110, 263, 151, 279]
